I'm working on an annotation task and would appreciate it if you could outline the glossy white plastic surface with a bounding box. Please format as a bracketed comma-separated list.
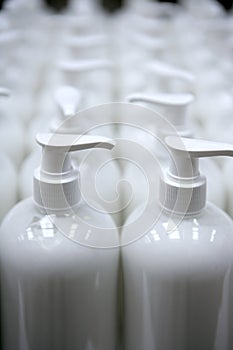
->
[0, 198, 119, 350]
[122, 202, 233, 350]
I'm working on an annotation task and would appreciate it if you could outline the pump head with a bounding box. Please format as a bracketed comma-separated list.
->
[160, 136, 233, 215]
[127, 92, 194, 150]
[33, 133, 115, 211]
[58, 59, 113, 86]
[65, 34, 108, 50]
[127, 92, 194, 129]
[146, 60, 195, 87]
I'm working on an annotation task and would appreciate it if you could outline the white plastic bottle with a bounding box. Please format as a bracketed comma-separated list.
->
[0, 87, 24, 167]
[19, 87, 122, 227]
[0, 133, 119, 350]
[122, 135, 233, 350]
[121, 93, 225, 224]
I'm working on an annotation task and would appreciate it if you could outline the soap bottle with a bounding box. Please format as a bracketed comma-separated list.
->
[19, 86, 122, 227]
[32, 58, 114, 151]
[122, 135, 233, 350]
[120, 92, 225, 225]
[0, 132, 119, 350]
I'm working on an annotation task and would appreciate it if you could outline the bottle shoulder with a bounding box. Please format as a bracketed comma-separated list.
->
[0, 198, 119, 250]
[122, 202, 233, 247]
[122, 203, 233, 274]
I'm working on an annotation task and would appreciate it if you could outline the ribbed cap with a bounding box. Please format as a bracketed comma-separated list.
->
[33, 166, 81, 211]
[159, 170, 206, 215]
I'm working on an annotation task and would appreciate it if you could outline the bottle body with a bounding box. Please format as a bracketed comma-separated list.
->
[122, 202, 233, 350]
[0, 198, 119, 350]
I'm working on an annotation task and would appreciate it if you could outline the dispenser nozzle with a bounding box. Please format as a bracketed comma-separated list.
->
[36, 133, 115, 153]
[166, 136, 233, 160]
[146, 60, 195, 84]
[127, 92, 194, 128]
[58, 59, 113, 75]
[54, 85, 83, 118]
[58, 59, 113, 87]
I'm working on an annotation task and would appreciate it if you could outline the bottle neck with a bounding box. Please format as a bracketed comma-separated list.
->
[34, 201, 81, 216]
[33, 163, 81, 211]
[159, 170, 207, 216]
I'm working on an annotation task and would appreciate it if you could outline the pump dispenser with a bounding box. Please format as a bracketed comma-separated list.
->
[19, 87, 122, 227]
[121, 92, 225, 226]
[118, 92, 194, 224]
[52, 85, 114, 138]
[58, 59, 114, 107]
[128, 93, 194, 145]
[32, 57, 113, 147]
[50, 88, 122, 227]
[19, 86, 83, 198]
[34, 133, 114, 210]
[160, 136, 231, 214]
[52, 85, 83, 131]
[26, 85, 83, 153]
[122, 136, 233, 350]
[118, 35, 167, 99]
[0, 133, 119, 350]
